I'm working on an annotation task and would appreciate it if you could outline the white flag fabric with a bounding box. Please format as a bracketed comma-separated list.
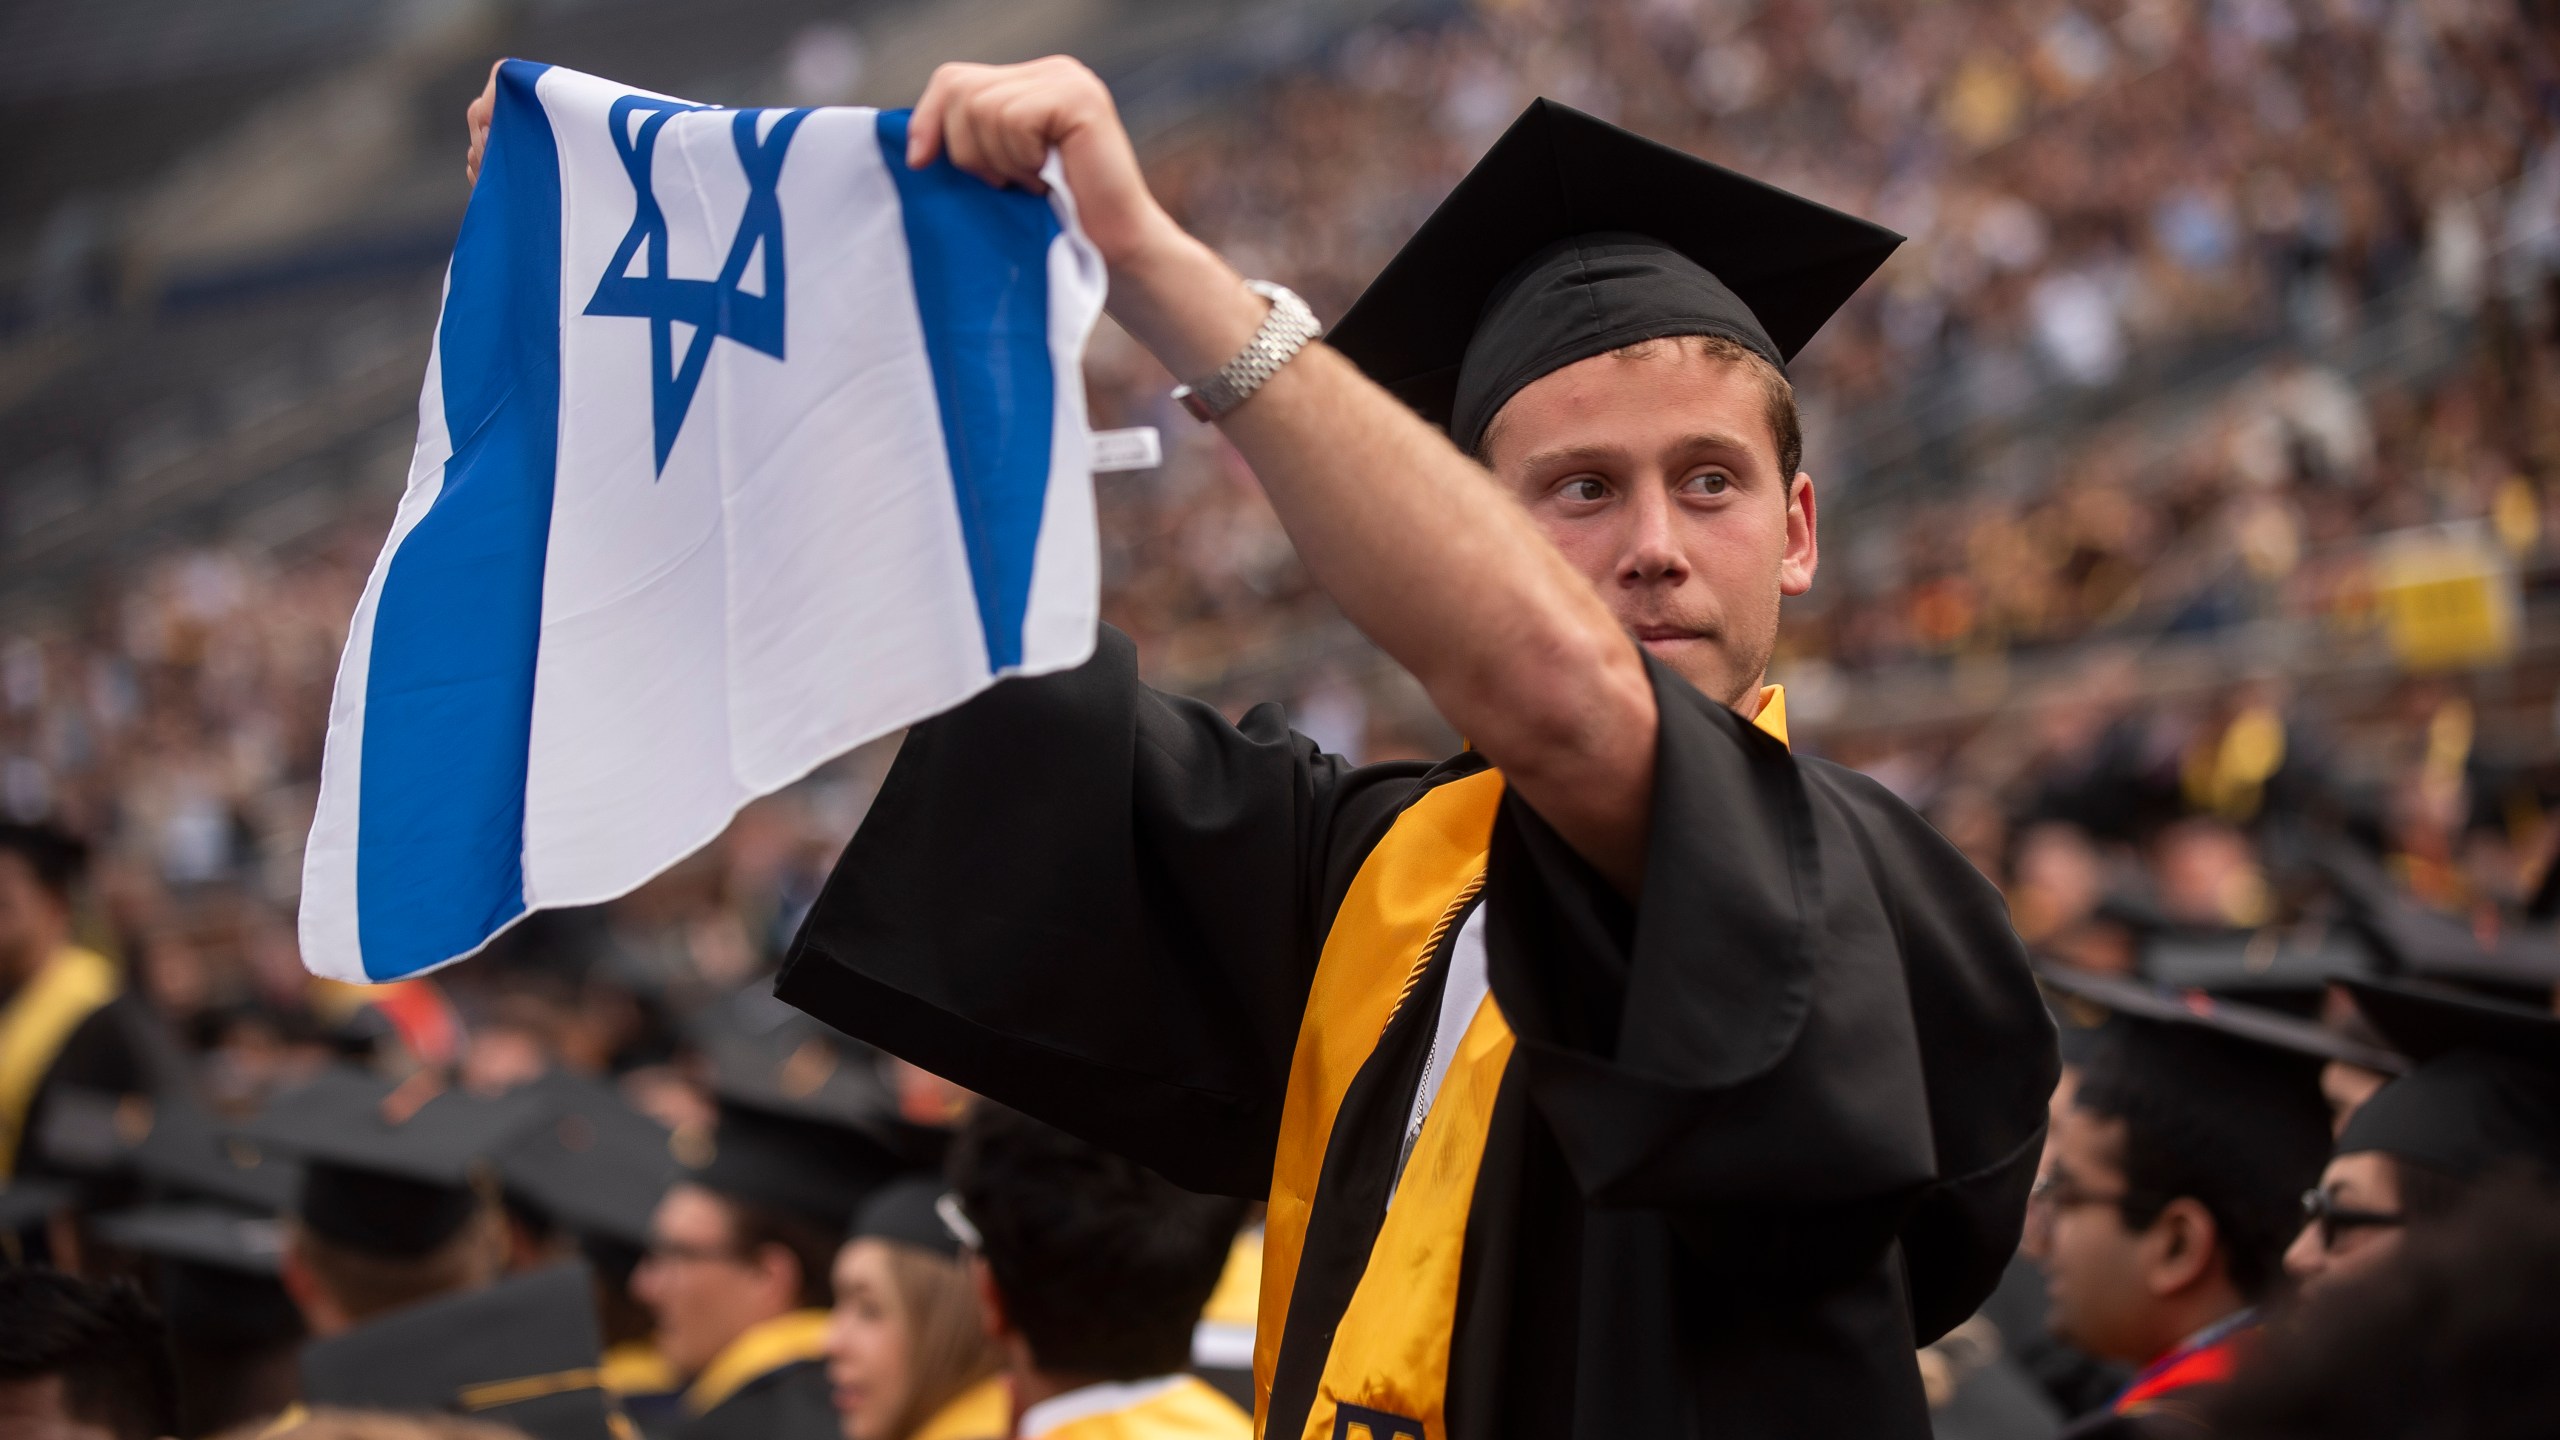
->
[299, 60, 1106, 982]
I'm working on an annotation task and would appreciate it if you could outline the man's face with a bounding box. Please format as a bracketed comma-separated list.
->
[2283, 1151, 2405, 1301]
[2021, 1105, 2160, 1364]
[0, 853, 68, 983]
[634, 1184, 792, 1376]
[1483, 343, 1816, 710]
[0, 1376, 119, 1440]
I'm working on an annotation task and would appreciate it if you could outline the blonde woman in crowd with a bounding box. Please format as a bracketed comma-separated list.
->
[827, 1181, 1007, 1440]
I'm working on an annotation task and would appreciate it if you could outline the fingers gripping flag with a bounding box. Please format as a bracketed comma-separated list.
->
[300, 61, 1106, 982]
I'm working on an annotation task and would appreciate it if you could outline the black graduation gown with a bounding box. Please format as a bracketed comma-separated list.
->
[673, 1357, 837, 1440]
[778, 627, 2056, 1440]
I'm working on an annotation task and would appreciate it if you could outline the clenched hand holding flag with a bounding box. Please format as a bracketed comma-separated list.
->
[300, 60, 1107, 983]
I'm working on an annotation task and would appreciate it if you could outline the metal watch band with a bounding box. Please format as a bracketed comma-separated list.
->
[1170, 281, 1322, 423]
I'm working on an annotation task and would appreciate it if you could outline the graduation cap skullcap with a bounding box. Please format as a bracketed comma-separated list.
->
[2335, 979, 2560, 1180]
[2039, 964, 2407, 1074]
[849, 1177, 963, 1258]
[301, 1261, 614, 1440]
[242, 1069, 544, 1256]
[1328, 98, 1901, 452]
[495, 1071, 681, 1248]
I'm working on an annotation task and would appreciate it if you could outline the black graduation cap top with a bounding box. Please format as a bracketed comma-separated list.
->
[1327, 98, 1902, 451]
[241, 1069, 545, 1257]
[2336, 978, 2560, 1179]
[847, 1176, 962, 1258]
[2039, 963, 2406, 1074]
[495, 1071, 680, 1249]
[300, 1260, 614, 1440]
[684, 1005, 918, 1225]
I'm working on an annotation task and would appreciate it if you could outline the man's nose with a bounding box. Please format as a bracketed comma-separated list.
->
[1619, 481, 1688, 585]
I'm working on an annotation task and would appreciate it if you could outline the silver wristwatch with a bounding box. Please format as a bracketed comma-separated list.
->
[1170, 281, 1322, 422]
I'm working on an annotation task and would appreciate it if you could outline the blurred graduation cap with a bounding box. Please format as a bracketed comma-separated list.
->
[2038, 963, 2406, 1074]
[301, 1261, 615, 1440]
[2343, 893, 2560, 995]
[2335, 978, 2560, 1180]
[846, 1177, 962, 1258]
[496, 1071, 681, 1249]
[684, 997, 918, 1225]
[92, 1202, 306, 1355]
[241, 1069, 544, 1256]
[40, 1089, 304, 1212]
[1327, 98, 1901, 451]
[2092, 891, 2380, 1008]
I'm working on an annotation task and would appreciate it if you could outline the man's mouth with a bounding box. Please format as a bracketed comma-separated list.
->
[1632, 624, 1707, 646]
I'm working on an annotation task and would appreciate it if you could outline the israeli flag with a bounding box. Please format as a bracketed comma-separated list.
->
[300, 60, 1105, 982]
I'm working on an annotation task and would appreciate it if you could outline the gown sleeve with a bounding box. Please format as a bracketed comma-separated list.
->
[1482, 655, 2056, 1340]
[775, 626, 1438, 1198]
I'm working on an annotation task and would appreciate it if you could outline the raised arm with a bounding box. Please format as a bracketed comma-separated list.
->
[465, 59, 1661, 888]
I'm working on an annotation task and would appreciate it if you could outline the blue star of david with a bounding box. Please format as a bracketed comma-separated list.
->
[585, 97, 813, 473]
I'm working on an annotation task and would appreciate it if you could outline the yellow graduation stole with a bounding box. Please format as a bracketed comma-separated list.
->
[1254, 691, 1787, 1440]
[0, 946, 120, 1179]
[682, 1308, 831, 1415]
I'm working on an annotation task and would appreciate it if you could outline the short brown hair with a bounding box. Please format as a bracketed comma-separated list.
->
[1477, 333, 1803, 480]
[290, 1205, 505, 1325]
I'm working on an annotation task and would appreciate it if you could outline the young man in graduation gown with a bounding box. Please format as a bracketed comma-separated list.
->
[721, 60, 2064, 1440]
[2023, 992, 2332, 1439]
[948, 1106, 1252, 1440]
[464, 52, 2056, 1438]
[637, 1080, 905, 1440]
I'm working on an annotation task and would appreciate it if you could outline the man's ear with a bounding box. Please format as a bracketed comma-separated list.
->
[1779, 472, 1817, 597]
[754, 1242, 806, 1310]
[2143, 1197, 2223, 1298]
[280, 1231, 348, 1337]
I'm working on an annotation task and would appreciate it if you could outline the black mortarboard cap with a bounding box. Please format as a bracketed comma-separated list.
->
[496, 1071, 680, 1248]
[93, 1203, 304, 1352]
[300, 1261, 614, 1440]
[2335, 979, 2560, 1179]
[2040, 964, 2407, 1074]
[2128, 921, 2379, 1005]
[243, 1069, 544, 1256]
[1328, 98, 1902, 451]
[848, 1177, 961, 1258]
[0, 820, 90, 897]
[34, 1088, 302, 1212]
[681, 992, 927, 1222]
[95, 1202, 287, 1274]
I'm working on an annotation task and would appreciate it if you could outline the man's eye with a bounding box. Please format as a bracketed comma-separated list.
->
[1684, 470, 1731, 495]
[1561, 477, 1608, 502]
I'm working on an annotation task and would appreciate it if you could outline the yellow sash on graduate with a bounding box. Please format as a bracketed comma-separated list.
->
[1257, 690, 1788, 1440]
[0, 946, 119, 1179]
[681, 1308, 831, 1415]
[911, 1374, 1011, 1440]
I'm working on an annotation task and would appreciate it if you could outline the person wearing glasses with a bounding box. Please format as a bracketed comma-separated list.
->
[2283, 978, 2560, 1303]
[637, 1062, 918, 1440]
[2021, 999, 2332, 1438]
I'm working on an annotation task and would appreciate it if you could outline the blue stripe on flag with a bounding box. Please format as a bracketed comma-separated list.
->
[875, 110, 1062, 673]
[355, 59, 562, 979]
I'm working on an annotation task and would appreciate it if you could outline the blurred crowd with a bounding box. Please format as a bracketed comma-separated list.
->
[6, 1, 2560, 1439]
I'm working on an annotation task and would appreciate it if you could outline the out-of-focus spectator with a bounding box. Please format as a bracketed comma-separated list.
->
[824, 1180, 1002, 1440]
[2215, 1177, 2560, 1440]
[0, 1268, 177, 1440]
